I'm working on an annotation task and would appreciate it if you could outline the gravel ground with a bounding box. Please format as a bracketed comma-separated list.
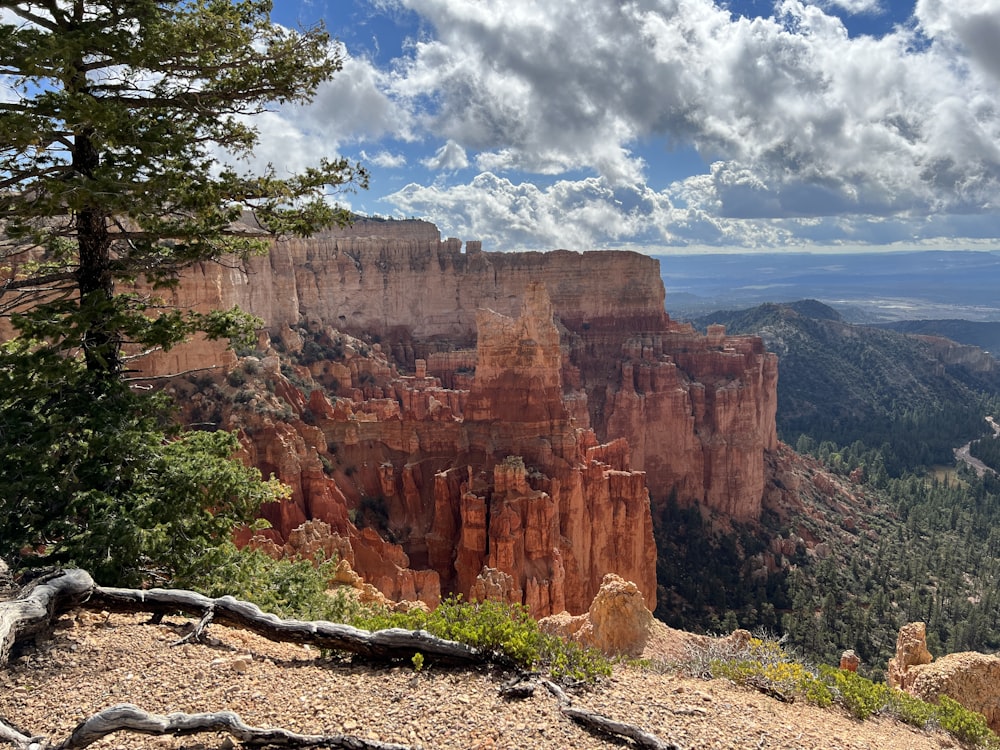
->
[0, 611, 961, 750]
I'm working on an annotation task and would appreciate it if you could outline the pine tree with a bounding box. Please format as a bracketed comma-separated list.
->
[1, 0, 366, 376]
[0, 1, 364, 582]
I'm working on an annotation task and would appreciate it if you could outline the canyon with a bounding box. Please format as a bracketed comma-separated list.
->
[151, 219, 778, 617]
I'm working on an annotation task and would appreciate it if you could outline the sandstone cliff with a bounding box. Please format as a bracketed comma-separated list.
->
[180, 282, 657, 617]
[144, 219, 777, 523]
[137, 219, 783, 615]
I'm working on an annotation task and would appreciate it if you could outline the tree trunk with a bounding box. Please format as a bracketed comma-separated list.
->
[0, 569, 94, 667]
[73, 128, 118, 378]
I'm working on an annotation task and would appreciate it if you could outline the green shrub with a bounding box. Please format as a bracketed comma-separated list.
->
[188, 542, 364, 623]
[687, 633, 1000, 748]
[818, 665, 890, 720]
[699, 635, 832, 707]
[226, 368, 247, 387]
[355, 596, 611, 683]
[887, 689, 936, 728]
[935, 695, 997, 747]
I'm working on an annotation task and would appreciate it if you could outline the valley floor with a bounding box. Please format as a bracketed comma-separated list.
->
[0, 612, 959, 750]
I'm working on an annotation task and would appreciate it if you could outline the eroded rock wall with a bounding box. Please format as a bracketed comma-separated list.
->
[138, 220, 782, 612]
[144, 220, 777, 522]
[208, 284, 656, 617]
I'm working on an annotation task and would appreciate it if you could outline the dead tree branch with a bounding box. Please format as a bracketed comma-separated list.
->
[87, 585, 483, 665]
[0, 569, 94, 668]
[60, 704, 412, 750]
[1, 570, 482, 669]
[542, 679, 685, 750]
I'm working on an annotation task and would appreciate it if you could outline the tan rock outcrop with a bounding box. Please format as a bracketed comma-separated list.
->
[539, 573, 655, 657]
[888, 621, 1000, 733]
[908, 652, 1000, 731]
[887, 622, 934, 691]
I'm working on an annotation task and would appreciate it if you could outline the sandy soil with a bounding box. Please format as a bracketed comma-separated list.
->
[0, 610, 964, 750]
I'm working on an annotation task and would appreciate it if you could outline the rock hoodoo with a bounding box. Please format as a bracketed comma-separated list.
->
[539, 573, 656, 657]
[212, 281, 657, 617]
[888, 621, 1000, 733]
[134, 219, 779, 615]
[144, 219, 778, 522]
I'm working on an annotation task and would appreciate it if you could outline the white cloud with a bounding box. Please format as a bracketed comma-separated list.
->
[361, 149, 407, 168]
[301, 52, 413, 142]
[386, 173, 676, 250]
[916, 0, 1000, 81]
[812, 0, 885, 14]
[421, 140, 469, 171]
[380, 0, 1000, 239]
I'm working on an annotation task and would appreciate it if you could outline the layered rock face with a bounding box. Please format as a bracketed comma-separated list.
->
[210, 283, 656, 617]
[147, 220, 777, 522]
[889, 621, 1000, 733]
[137, 219, 782, 613]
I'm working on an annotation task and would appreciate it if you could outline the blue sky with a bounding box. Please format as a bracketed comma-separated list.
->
[8, 0, 1000, 253]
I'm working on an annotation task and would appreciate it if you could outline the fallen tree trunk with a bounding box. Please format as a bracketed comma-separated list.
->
[88, 586, 483, 665]
[0, 569, 482, 668]
[542, 680, 684, 750]
[0, 569, 94, 668]
[0, 704, 414, 750]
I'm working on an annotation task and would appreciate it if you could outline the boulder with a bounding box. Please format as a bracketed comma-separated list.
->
[539, 574, 654, 657]
[888, 621, 1000, 733]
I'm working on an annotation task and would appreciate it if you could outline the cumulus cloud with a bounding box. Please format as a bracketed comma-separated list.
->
[813, 0, 885, 13]
[300, 52, 413, 142]
[361, 150, 407, 168]
[208, 48, 409, 198]
[386, 173, 675, 249]
[375, 0, 1000, 247]
[916, 0, 1000, 81]
[422, 140, 469, 171]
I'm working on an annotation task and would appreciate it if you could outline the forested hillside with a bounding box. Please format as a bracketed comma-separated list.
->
[693, 301, 1000, 476]
[648, 302, 1000, 677]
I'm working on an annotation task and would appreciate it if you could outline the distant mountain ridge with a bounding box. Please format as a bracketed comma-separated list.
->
[693, 301, 1000, 474]
[877, 319, 1000, 357]
[660, 250, 1000, 323]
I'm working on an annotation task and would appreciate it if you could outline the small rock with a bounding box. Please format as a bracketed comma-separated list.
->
[231, 658, 251, 674]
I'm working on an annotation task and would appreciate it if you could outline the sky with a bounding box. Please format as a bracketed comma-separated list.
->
[7, 0, 1000, 253]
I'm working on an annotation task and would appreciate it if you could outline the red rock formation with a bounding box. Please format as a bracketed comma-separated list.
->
[889, 621, 1000, 733]
[601, 325, 778, 520]
[136, 220, 777, 523]
[204, 284, 656, 617]
[131, 219, 780, 612]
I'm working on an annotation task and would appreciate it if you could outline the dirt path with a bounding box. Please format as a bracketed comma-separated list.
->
[954, 416, 999, 478]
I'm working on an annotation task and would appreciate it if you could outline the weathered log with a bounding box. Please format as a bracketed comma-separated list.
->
[0, 704, 414, 750]
[88, 586, 483, 665]
[542, 680, 684, 750]
[0, 717, 39, 750]
[0, 570, 482, 667]
[0, 569, 94, 668]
